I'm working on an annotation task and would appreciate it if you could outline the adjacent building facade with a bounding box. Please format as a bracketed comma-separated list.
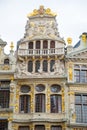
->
[0, 5, 87, 130]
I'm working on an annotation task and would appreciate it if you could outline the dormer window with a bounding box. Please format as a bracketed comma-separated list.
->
[4, 58, 9, 64]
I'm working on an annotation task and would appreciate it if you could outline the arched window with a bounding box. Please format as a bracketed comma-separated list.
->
[35, 94, 45, 112]
[28, 61, 33, 72]
[35, 60, 40, 72]
[35, 125, 45, 130]
[4, 58, 9, 64]
[50, 94, 62, 113]
[19, 126, 30, 130]
[50, 60, 55, 72]
[51, 126, 62, 130]
[43, 40, 48, 49]
[43, 60, 48, 72]
[50, 41, 55, 48]
[36, 41, 40, 49]
[28, 42, 33, 49]
[19, 95, 31, 113]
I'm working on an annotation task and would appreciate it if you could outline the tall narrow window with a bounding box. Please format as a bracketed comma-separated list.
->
[75, 94, 87, 123]
[35, 125, 45, 130]
[50, 60, 55, 72]
[19, 95, 31, 113]
[19, 126, 29, 130]
[28, 42, 33, 49]
[36, 41, 40, 49]
[28, 61, 33, 72]
[0, 81, 10, 108]
[35, 94, 45, 112]
[50, 41, 55, 48]
[51, 126, 62, 130]
[50, 95, 62, 113]
[0, 120, 8, 130]
[43, 40, 48, 49]
[43, 60, 48, 72]
[35, 60, 40, 72]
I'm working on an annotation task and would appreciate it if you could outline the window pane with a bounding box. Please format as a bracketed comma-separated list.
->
[35, 125, 45, 130]
[20, 95, 31, 113]
[75, 95, 81, 104]
[43, 40, 48, 49]
[0, 120, 8, 130]
[51, 126, 62, 130]
[80, 70, 87, 82]
[35, 94, 45, 112]
[50, 60, 55, 72]
[43, 60, 48, 72]
[82, 95, 87, 104]
[0, 90, 10, 108]
[83, 105, 87, 123]
[51, 85, 61, 93]
[50, 41, 55, 48]
[19, 126, 29, 130]
[36, 41, 40, 49]
[75, 94, 87, 123]
[74, 70, 80, 82]
[75, 105, 82, 122]
[28, 42, 33, 49]
[50, 95, 62, 113]
[35, 84, 45, 92]
[21, 85, 31, 93]
[28, 61, 33, 72]
[35, 60, 40, 72]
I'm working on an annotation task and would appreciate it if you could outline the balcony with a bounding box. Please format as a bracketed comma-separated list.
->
[18, 48, 64, 56]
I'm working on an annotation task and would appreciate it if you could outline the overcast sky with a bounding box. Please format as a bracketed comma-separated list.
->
[0, 0, 87, 53]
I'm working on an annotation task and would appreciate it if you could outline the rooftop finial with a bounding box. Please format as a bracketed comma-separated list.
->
[67, 37, 72, 45]
[10, 41, 14, 50]
[27, 5, 57, 17]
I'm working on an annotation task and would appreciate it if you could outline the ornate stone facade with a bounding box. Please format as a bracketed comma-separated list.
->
[0, 5, 87, 130]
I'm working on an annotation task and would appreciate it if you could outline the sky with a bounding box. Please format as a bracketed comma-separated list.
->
[0, 0, 87, 54]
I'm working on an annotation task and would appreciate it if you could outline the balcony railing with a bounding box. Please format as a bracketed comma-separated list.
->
[18, 48, 64, 56]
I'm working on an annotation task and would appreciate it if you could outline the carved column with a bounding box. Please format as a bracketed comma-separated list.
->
[47, 86, 50, 113]
[46, 124, 50, 130]
[62, 88, 65, 113]
[14, 85, 19, 113]
[62, 123, 67, 130]
[30, 124, 34, 130]
[32, 58, 35, 73]
[8, 118, 13, 130]
[68, 62, 74, 82]
[12, 124, 18, 130]
[68, 92, 76, 123]
[10, 80, 15, 109]
[30, 86, 34, 113]
[47, 57, 50, 73]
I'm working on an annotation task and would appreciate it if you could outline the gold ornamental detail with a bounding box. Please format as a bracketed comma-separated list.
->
[27, 5, 57, 17]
